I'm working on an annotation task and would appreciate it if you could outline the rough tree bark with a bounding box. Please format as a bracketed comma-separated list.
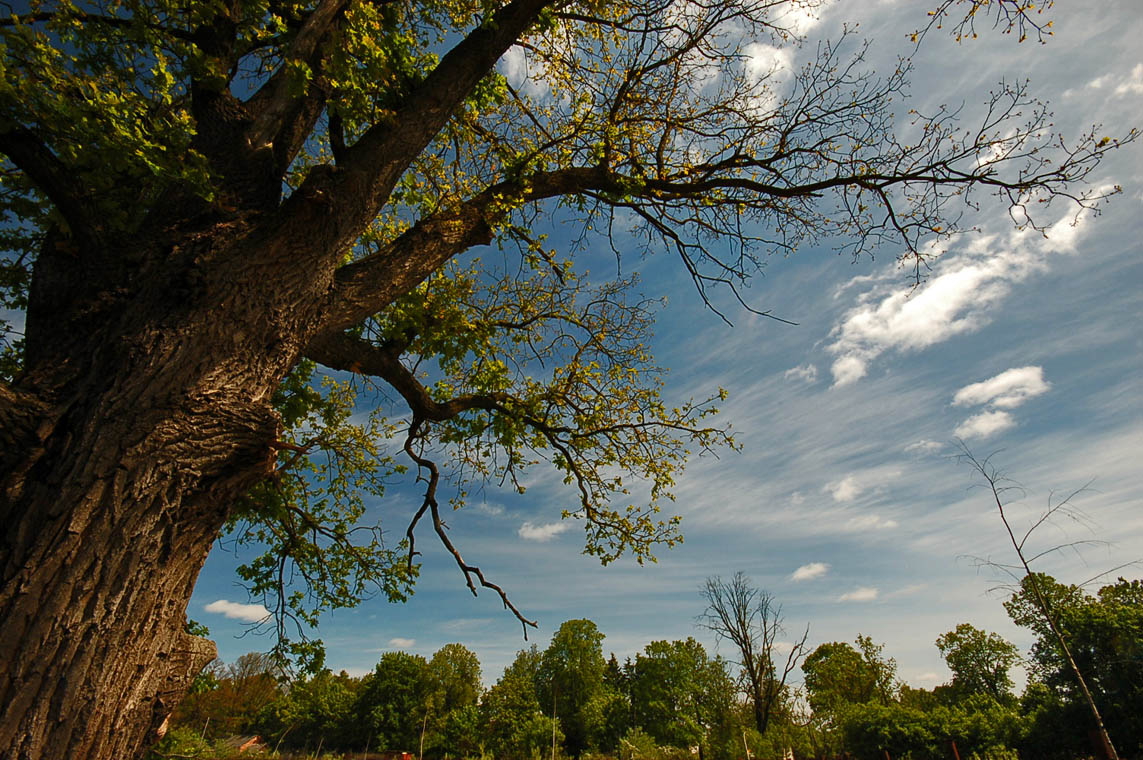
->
[0, 0, 1128, 756]
[0, 1, 554, 757]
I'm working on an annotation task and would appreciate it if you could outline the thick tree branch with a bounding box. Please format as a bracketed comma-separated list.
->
[0, 120, 97, 244]
[0, 11, 197, 40]
[304, 0, 558, 238]
[305, 332, 510, 421]
[0, 382, 51, 534]
[316, 166, 611, 335]
[245, 0, 347, 169]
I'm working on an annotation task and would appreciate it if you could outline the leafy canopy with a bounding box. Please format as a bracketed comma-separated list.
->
[2, 0, 1133, 666]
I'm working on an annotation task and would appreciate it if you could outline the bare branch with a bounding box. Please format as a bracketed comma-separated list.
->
[700, 572, 807, 736]
[956, 442, 1121, 759]
[402, 420, 537, 635]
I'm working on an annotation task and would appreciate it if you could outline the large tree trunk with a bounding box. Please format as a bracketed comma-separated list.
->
[0, 213, 320, 759]
[0, 7, 547, 755]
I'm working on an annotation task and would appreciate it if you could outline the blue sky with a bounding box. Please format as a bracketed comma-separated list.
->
[191, 0, 1143, 691]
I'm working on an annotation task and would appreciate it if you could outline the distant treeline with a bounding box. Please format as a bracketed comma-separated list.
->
[153, 574, 1141, 760]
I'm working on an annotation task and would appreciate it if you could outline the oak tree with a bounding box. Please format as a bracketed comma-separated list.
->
[801, 635, 897, 720]
[935, 623, 1020, 702]
[0, 0, 1130, 758]
[630, 638, 734, 759]
[537, 618, 608, 756]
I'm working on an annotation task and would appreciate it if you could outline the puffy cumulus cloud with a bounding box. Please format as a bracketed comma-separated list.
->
[744, 42, 794, 83]
[954, 410, 1016, 440]
[791, 562, 830, 581]
[830, 354, 870, 386]
[389, 637, 416, 648]
[784, 364, 818, 384]
[518, 520, 571, 542]
[839, 587, 879, 602]
[204, 599, 270, 623]
[826, 209, 1097, 386]
[826, 475, 863, 503]
[777, 2, 822, 36]
[828, 258, 1012, 386]
[953, 366, 1051, 409]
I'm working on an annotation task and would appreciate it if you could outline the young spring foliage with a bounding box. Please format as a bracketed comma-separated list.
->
[0, 5, 1136, 755]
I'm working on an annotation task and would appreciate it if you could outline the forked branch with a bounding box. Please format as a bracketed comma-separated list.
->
[402, 419, 537, 635]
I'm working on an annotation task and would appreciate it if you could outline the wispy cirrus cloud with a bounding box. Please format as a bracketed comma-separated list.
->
[204, 599, 270, 623]
[784, 364, 818, 384]
[791, 562, 830, 581]
[518, 521, 571, 542]
[845, 514, 898, 531]
[389, 637, 416, 648]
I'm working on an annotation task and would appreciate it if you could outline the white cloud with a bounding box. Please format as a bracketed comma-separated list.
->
[829, 354, 869, 386]
[1113, 63, 1143, 96]
[886, 583, 927, 598]
[954, 410, 1016, 440]
[905, 440, 944, 456]
[826, 209, 1095, 386]
[475, 502, 506, 516]
[499, 46, 527, 84]
[784, 364, 818, 384]
[204, 600, 270, 623]
[826, 475, 863, 503]
[389, 637, 415, 648]
[825, 469, 900, 504]
[774, 3, 821, 36]
[839, 587, 879, 602]
[791, 562, 829, 581]
[498, 46, 549, 97]
[828, 259, 1011, 386]
[518, 520, 571, 542]
[744, 43, 793, 83]
[953, 366, 1051, 409]
[845, 514, 898, 531]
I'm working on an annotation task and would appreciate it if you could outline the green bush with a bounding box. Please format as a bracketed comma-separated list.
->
[968, 747, 1020, 760]
[147, 726, 216, 759]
